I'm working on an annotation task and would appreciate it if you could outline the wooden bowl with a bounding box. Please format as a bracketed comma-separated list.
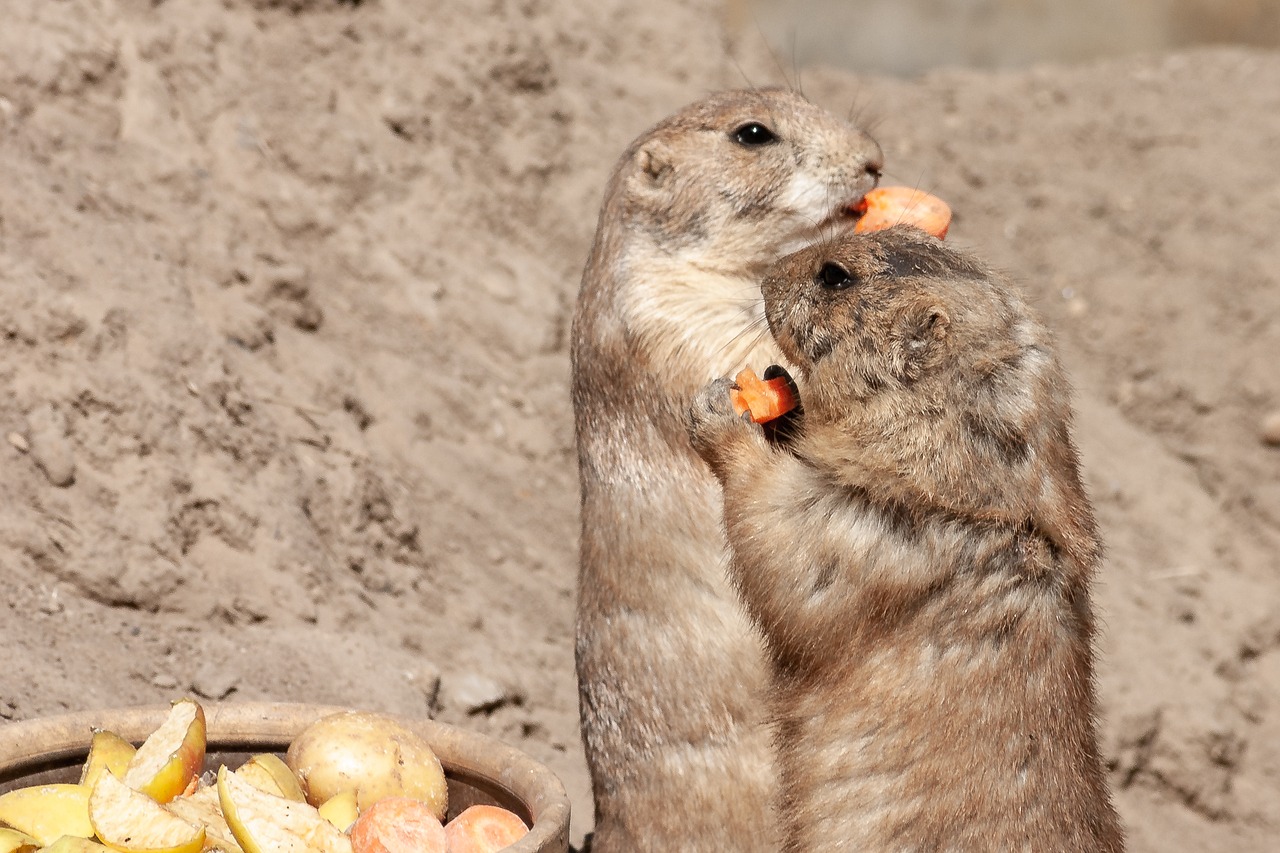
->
[0, 702, 570, 853]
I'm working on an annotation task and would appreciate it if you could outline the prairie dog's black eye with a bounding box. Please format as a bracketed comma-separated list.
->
[732, 122, 778, 146]
[817, 261, 855, 290]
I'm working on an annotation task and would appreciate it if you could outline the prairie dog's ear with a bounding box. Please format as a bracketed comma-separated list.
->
[919, 305, 950, 343]
[894, 302, 950, 380]
[903, 303, 949, 348]
[635, 141, 674, 186]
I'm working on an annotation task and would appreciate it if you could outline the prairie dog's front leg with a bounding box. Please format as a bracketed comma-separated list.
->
[687, 378, 773, 482]
[689, 380, 855, 660]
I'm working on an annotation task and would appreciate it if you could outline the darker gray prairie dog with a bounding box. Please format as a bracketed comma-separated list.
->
[688, 226, 1124, 853]
[572, 88, 883, 852]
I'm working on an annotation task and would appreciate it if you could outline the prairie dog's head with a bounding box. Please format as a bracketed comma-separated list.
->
[761, 226, 1025, 411]
[613, 87, 884, 272]
[762, 227, 1098, 564]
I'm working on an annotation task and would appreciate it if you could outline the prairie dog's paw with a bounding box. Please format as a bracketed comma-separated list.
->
[688, 377, 764, 474]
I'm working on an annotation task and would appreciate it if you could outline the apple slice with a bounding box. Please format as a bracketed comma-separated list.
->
[33, 837, 112, 853]
[79, 730, 138, 791]
[88, 773, 205, 853]
[0, 785, 93, 846]
[233, 756, 304, 804]
[244, 756, 304, 805]
[0, 828, 39, 853]
[123, 700, 206, 804]
[315, 791, 357, 833]
[164, 785, 242, 853]
[216, 768, 350, 853]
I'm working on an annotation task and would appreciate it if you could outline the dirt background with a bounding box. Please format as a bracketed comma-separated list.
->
[739, 0, 1280, 76]
[1, 1, 1278, 850]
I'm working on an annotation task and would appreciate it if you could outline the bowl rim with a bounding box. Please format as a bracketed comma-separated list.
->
[0, 701, 570, 853]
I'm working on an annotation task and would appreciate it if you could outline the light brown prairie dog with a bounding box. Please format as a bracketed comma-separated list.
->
[571, 88, 883, 852]
[688, 226, 1124, 853]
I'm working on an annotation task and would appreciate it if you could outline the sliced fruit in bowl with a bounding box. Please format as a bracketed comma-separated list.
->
[78, 730, 137, 792]
[233, 755, 305, 804]
[217, 767, 350, 853]
[88, 773, 205, 853]
[35, 836, 113, 853]
[316, 791, 358, 833]
[164, 784, 241, 853]
[122, 700, 206, 805]
[0, 784, 93, 846]
[0, 827, 41, 853]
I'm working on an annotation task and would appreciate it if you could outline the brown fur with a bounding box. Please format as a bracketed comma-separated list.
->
[571, 88, 883, 852]
[687, 227, 1124, 853]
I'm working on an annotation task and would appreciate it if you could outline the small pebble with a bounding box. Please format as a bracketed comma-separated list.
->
[443, 672, 520, 715]
[191, 664, 239, 701]
[26, 405, 75, 487]
[223, 305, 275, 351]
[38, 591, 63, 615]
[293, 302, 323, 332]
[151, 673, 179, 690]
[261, 264, 309, 295]
[1261, 410, 1280, 447]
[7, 432, 29, 453]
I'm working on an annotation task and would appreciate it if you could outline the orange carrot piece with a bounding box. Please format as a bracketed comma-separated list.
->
[852, 186, 951, 239]
[180, 775, 200, 798]
[444, 805, 529, 853]
[350, 797, 448, 853]
[729, 367, 797, 424]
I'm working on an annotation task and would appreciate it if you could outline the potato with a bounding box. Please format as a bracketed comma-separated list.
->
[284, 713, 447, 820]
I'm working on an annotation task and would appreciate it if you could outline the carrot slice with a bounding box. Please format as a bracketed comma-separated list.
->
[350, 797, 447, 853]
[443, 805, 528, 853]
[729, 367, 797, 424]
[852, 186, 951, 239]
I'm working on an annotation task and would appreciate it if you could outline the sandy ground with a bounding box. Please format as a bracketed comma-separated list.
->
[1, 1, 1278, 850]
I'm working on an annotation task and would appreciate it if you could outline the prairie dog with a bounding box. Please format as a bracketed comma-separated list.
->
[572, 88, 883, 852]
[688, 227, 1124, 852]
